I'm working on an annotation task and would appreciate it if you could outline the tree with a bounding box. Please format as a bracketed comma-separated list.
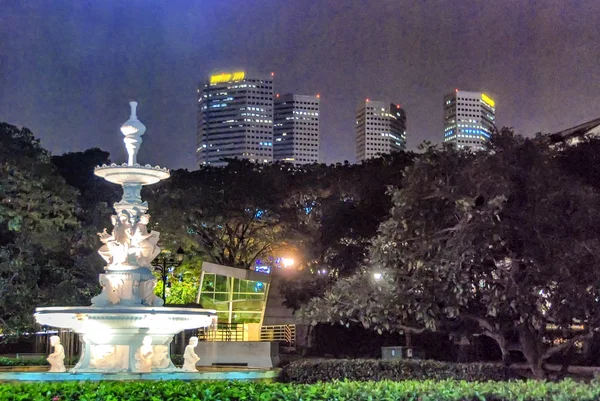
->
[301, 131, 600, 378]
[147, 160, 303, 270]
[0, 123, 87, 337]
[280, 152, 415, 311]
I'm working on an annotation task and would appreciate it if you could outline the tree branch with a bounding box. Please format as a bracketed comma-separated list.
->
[542, 329, 597, 361]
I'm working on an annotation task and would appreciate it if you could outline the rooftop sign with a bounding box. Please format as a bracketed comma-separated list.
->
[481, 93, 495, 108]
[209, 71, 245, 85]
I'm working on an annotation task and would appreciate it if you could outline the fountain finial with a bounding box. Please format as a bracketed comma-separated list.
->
[130, 101, 138, 119]
[120, 100, 146, 165]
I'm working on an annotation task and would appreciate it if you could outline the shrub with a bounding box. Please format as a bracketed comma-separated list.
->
[281, 358, 518, 383]
[170, 354, 184, 366]
[0, 379, 598, 401]
[0, 356, 80, 367]
[0, 356, 49, 366]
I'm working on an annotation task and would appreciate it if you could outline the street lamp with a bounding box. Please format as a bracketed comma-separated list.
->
[152, 247, 185, 303]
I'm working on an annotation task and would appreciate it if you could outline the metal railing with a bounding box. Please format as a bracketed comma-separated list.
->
[197, 323, 296, 346]
[261, 324, 296, 347]
[198, 323, 244, 342]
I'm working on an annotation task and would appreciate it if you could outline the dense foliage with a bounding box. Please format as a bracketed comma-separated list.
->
[300, 130, 600, 377]
[281, 358, 516, 383]
[0, 123, 99, 338]
[1, 379, 600, 401]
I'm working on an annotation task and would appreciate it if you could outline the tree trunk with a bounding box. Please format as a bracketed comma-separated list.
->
[520, 327, 545, 379]
[302, 325, 316, 357]
[405, 331, 413, 348]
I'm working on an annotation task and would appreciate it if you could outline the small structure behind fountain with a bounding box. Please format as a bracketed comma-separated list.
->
[35, 102, 216, 373]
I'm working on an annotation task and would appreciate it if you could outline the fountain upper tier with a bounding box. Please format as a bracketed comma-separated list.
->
[94, 163, 170, 186]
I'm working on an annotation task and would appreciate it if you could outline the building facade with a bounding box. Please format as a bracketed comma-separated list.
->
[273, 94, 320, 164]
[356, 100, 407, 162]
[443, 90, 496, 150]
[196, 71, 274, 166]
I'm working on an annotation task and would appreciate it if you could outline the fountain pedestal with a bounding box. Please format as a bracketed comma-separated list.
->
[35, 102, 216, 373]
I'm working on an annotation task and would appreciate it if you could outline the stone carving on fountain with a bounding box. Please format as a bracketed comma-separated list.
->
[91, 102, 165, 308]
[92, 210, 163, 307]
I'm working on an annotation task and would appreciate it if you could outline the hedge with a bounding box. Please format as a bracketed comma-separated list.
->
[0, 355, 185, 367]
[281, 358, 518, 383]
[0, 379, 599, 401]
[0, 357, 49, 366]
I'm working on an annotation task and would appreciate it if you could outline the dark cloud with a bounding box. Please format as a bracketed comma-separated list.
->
[1, 0, 599, 169]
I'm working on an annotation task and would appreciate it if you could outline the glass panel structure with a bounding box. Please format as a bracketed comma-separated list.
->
[199, 273, 268, 324]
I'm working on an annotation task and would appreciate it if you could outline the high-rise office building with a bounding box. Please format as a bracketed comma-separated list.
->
[356, 100, 407, 162]
[443, 90, 496, 150]
[274, 94, 320, 164]
[196, 71, 274, 166]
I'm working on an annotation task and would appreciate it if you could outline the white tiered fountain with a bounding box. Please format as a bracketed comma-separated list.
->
[35, 102, 216, 374]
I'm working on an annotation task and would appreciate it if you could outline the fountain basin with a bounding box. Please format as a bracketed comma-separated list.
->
[94, 165, 170, 185]
[35, 306, 217, 373]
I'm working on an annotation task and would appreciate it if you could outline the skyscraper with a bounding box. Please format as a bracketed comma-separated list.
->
[356, 100, 406, 162]
[443, 90, 496, 150]
[196, 71, 274, 166]
[274, 94, 320, 165]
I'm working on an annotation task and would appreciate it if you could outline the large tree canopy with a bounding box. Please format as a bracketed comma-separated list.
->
[146, 160, 306, 270]
[300, 130, 600, 377]
[0, 123, 91, 337]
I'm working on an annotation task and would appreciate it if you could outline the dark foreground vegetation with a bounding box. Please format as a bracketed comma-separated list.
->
[1, 379, 599, 401]
[281, 358, 518, 383]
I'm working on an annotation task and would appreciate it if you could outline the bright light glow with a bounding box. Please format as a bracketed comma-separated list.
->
[210, 71, 245, 85]
[481, 93, 495, 108]
[281, 258, 295, 268]
[373, 272, 383, 280]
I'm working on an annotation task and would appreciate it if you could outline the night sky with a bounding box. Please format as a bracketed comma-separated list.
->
[2, 1, 600, 169]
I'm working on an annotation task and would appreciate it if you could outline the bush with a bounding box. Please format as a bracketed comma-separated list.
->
[0, 356, 49, 366]
[170, 354, 184, 366]
[0, 356, 80, 366]
[0, 379, 598, 400]
[281, 358, 518, 383]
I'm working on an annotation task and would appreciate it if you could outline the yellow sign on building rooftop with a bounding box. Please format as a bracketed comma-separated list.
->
[481, 93, 495, 108]
[210, 71, 245, 85]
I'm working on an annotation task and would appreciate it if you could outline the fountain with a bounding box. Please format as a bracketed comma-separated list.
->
[34, 102, 217, 374]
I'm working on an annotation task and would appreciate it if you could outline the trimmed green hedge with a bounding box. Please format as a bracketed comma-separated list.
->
[0, 356, 49, 366]
[281, 358, 518, 383]
[0, 379, 598, 401]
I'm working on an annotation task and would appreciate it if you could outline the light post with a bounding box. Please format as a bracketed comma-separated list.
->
[152, 247, 185, 304]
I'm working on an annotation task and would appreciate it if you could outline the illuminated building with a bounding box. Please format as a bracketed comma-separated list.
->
[274, 94, 320, 165]
[197, 71, 274, 166]
[443, 90, 496, 150]
[356, 100, 406, 162]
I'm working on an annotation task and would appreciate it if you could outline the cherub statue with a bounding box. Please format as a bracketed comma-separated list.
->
[47, 335, 66, 372]
[127, 214, 161, 266]
[181, 337, 200, 372]
[151, 345, 170, 369]
[98, 213, 131, 267]
[135, 336, 154, 373]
